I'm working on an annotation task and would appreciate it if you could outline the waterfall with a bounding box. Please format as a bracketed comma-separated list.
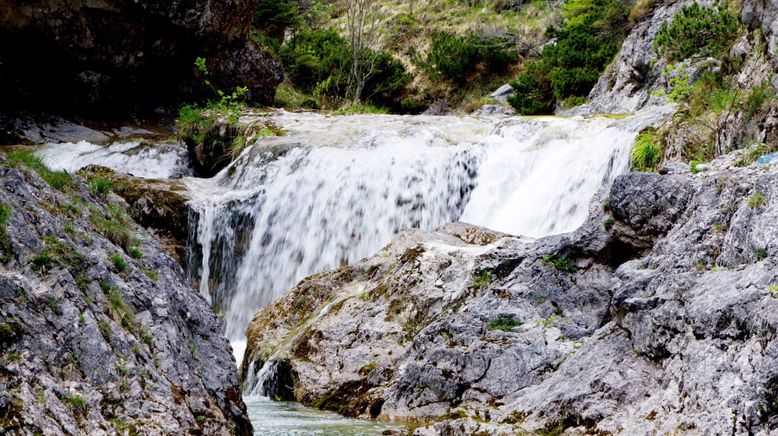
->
[28, 108, 672, 363]
[36, 140, 191, 179]
[185, 108, 672, 355]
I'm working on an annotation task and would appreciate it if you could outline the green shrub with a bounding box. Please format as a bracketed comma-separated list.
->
[631, 130, 661, 171]
[6, 150, 73, 191]
[654, 2, 740, 62]
[603, 217, 615, 230]
[508, 0, 628, 114]
[508, 61, 555, 115]
[280, 29, 410, 108]
[541, 254, 577, 273]
[489, 315, 521, 332]
[108, 253, 128, 273]
[254, 0, 302, 40]
[768, 285, 778, 297]
[88, 178, 112, 198]
[426, 31, 517, 82]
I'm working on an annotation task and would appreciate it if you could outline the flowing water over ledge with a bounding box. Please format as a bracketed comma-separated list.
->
[183, 108, 671, 351]
[34, 108, 672, 432]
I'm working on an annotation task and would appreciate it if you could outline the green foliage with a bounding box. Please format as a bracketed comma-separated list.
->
[603, 217, 615, 230]
[105, 285, 137, 333]
[63, 393, 87, 411]
[426, 31, 517, 82]
[176, 58, 248, 143]
[0, 203, 12, 262]
[31, 236, 90, 288]
[743, 82, 776, 120]
[541, 254, 577, 273]
[280, 29, 410, 108]
[141, 268, 160, 281]
[509, 0, 628, 114]
[631, 130, 661, 171]
[6, 150, 73, 191]
[473, 270, 494, 289]
[90, 210, 132, 249]
[654, 2, 740, 63]
[108, 253, 128, 273]
[489, 315, 521, 332]
[768, 285, 778, 297]
[736, 141, 777, 167]
[128, 247, 143, 259]
[507, 61, 554, 115]
[30, 250, 55, 272]
[255, 0, 302, 40]
[748, 192, 767, 209]
[88, 178, 112, 198]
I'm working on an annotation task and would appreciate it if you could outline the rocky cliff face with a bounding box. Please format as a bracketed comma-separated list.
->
[242, 153, 778, 434]
[578, 0, 778, 115]
[0, 0, 283, 114]
[0, 155, 251, 434]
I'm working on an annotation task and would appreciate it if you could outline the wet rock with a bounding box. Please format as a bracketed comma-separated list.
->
[422, 100, 451, 116]
[472, 104, 514, 117]
[242, 154, 778, 434]
[0, 154, 250, 434]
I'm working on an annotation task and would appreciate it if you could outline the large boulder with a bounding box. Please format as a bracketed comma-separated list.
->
[0, 0, 283, 114]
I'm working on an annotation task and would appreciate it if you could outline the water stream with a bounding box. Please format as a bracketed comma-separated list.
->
[36, 108, 671, 434]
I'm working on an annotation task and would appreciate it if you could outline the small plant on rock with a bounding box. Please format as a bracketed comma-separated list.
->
[541, 255, 577, 273]
[108, 253, 128, 273]
[631, 130, 661, 171]
[473, 270, 494, 289]
[768, 285, 778, 298]
[748, 192, 767, 209]
[489, 315, 521, 332]
[88, 178, 112, 198]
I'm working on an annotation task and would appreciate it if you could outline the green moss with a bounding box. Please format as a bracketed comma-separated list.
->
[90, 210, 132, 249]
[768, 285, 778, 297]
[603, 217, 615, 230]
[105, 285, 136, 333]
[127, 247, 143, 259]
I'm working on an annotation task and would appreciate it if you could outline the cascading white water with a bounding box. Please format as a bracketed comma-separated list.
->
[36, 140, 192, 178]
[185, 108, 673, 361]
